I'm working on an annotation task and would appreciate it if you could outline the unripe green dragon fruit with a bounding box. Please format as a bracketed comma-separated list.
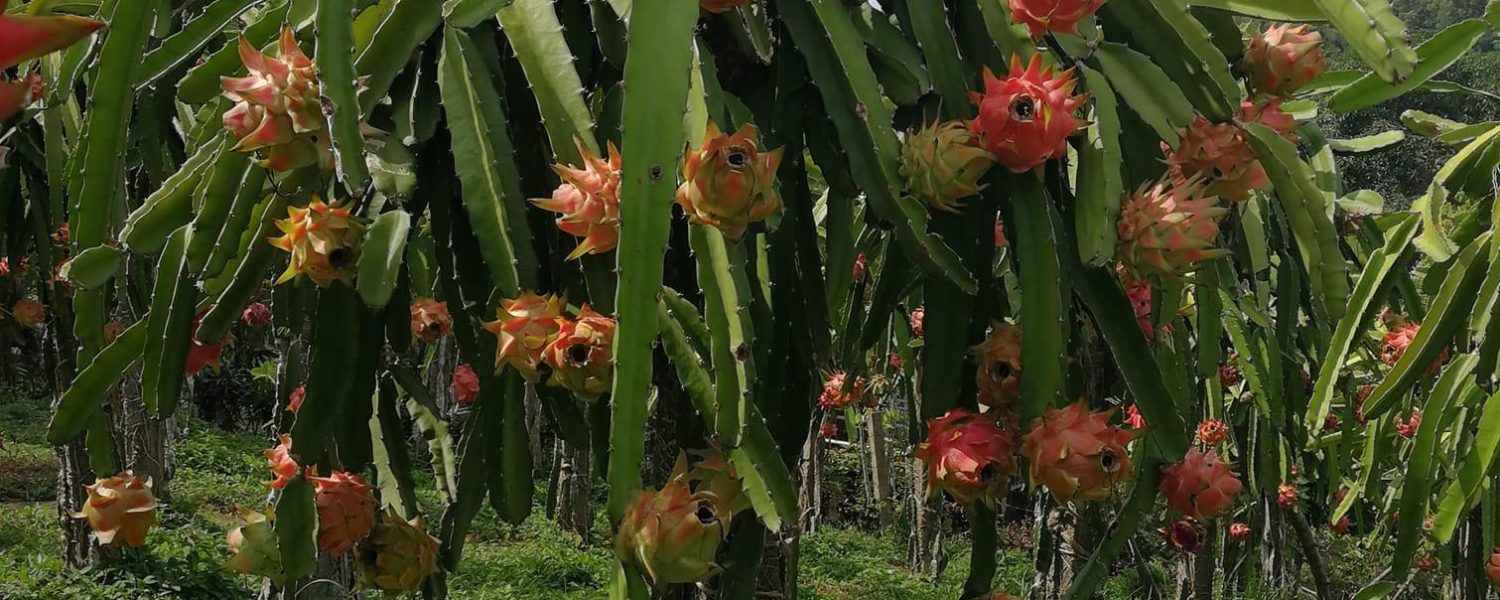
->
[899, 120, 994, 213]
[917, 408, 1018, 507]
[1115, 176, 1228, 279]
[1165, 115, 1269, 203]
[483, 291, 565, 381]
[970, 54, 1086, 173]
[532, 141, 622, 260]
[75, 471, 157, 548]
[540, 305, 616, 401]
[267, 195, 365, 287]
[676, 120, 785, 240]
[310, 470, 377, 557]
[973, 322, 1021, 408]
[1160, 449, 1242, 519]
[220, 26, 332, 171]
[224, 507, 284, 584]
[1021, 403, 1140, 503]
[1242, 24, 1325, 98]
[615, 451, 744, 587]
[355, 511, 440, 592]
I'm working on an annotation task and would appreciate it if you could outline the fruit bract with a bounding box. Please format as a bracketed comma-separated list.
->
[1239, 99, 1298, 141]
[615, 452, 736, 587]
[541, 305, 617, 401]
[267, 196, 364, 287]
[1243, 24, 1325, 98]
[969, 54, 1085, 173]
[532, 140, 623, 259]
[1006, 0, 1106, 36]
[1115, 176, 1228, 279]
[355, 511, 440, 592]
[1165, 115, 1269, 203]
[264, 434, 299, 489]
[676, 121, 785, 240]
[0, 7, 102, 71]
[76, 471, 157, 548]
[973, 323, 1022, 408]
[1160, 449, 1242, 519]
[286, 385, 305, 413]
[1021, 402, 1139, 503]
[899, 119, 994, 213]
[482, 291, 565, 381]
[220, 26, 332, 171]
[409, 298, 453, 343]
[310, 470, 377, 557]
[917, 408, 1019, 507]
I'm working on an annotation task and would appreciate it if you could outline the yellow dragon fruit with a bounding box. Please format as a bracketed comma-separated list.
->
[220, 26, 332, 171]
[310, 470, 377, 557]
[615, 452, 737, 587]
[1165, 115, 1269, 203]
[355, 511, 440, 592]
[532, 141, 622, 259]
[75, 471, 157, 548]
[483, 291, 565, 381]
[224, 507, 284, 584]
[540, 305, 616, 401]
[899, 119, 995, 213]
[267, 195, 365, 287]
[409, 298, 453, 343]
[1115, 176, 1228, 279]
[973, 322, 1022, 408]
[1021, 402, 1140, 503]
[676, 121, 785, 240]
[1243, 24, 1325, 98]
[917, 408, 1019, 507]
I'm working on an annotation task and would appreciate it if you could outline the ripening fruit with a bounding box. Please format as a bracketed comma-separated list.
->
[186, 311, 230, 376]
[1122, 276, 1160, 342]
[819, 420, 838, 440]
[1197, 419, 1228, 446]
[1239, 99, 1298, 141]
[11, 297, 43, 328]
[676, 121, 785, 240]
[220, 26, 332, 171]
[541, 306, 617, 401]
[483, 292, 565, 381]
[452, 363, 479, 405]
[264, 434, 299, 490]
[409, 298, 452, 344]
[75, 471, 157, 548]
[1395, 409, 1421, 439]
[241, 302, 272, 328]
[1162, 518, 1205, 553]
[267, 196, 365, 287]
[286, 385, 305, 413]
[973, 323, 1022, 408]
[1124, 404, 1146, 429]
[917, 408, 1019, 507]
[103, 321, 127, 343]
[969, 54, 1086, 173]
[1006, 0, 1105, 36]
[899, 120, 994, 213]
[1228, 522, 1251, 541]
[819, 372, 870, 410]
[615, 453, 735, 587]
[1165, 115, 1269, 203]
[1485, 547, 1500, 590]
[1115, 176, 1228, 279]
[355, 511, 440, 592]
[1381, 320, 1450, 377]
[224, 507, 284, 583]
[532, 141, 622, 260]
[1160, 449, 1242, 519]
[1242, 24, 1325, 98]
[1277, 483, 1298, 507]
[1021, 403, 1140, 503]
[909, 307, 925, 337]
[310, 471, 377, 557]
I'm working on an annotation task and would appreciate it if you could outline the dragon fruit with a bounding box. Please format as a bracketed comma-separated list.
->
[699, 0, 749, 13]
[1165, 115, 1269, 203]
[917, 408, 1019, 507]
[0, 3, 103, 70]
[11, 297, 43, 328]
[355, 511, 440, 592]
[1006, 0, 1106, 36]
[452, 363, 479, 405]
[1417, 556, 1438, 571]
[221, 26, 333, 171]
[1124, 404, 1146, 429]
[1122, 276, 1161, 341]
[1395, 409, 1421, 439]
[1381, 320, 1449, 377]
[409, 298, 452, 344]
[75, 471, 157, 548]
[994, 216, 1008, 248]
[264, 434, 299, 489]
[1160, 449, 1242, 519]
[973, 323, 1022, 407]
[1162, 519, 1205, 553]
[1355, 385, 1373, 425]
[615, 453, 735, 586]
[899, 119, 995, 213]
[1486, 547, 1500, 590]
[684, 448, 751, 516]
[241, 302, 272, 328]
[1219, 355, 1242, 387]
[1239, 99, 1298, 141]
[1115, 176, 1228, 279]
[1228, 522, 1251, 541]
[1021, 402, 1140, 503]
[851, 252, 868, 283]
[532, 141, 622, 259]
[310, 470, 377, 557]
[1332, 515, 1351, 535]
[1197, 419, 1228, 446]
[286, 385, 305, 413]
[819, 420, 838, 440]
[224, 507, 284, 583]
[819, 372, 870, 410]
[909, 307, 925, 337]
[0, 71, 42, 123]
[541, 306, 617, 401]
[1242, 24, 1325, 98]
[1323, 414, 1340, 431]
[969, 54, 1086, 173]
[1277, 483, 1298, 507]
[483, 292, 565, 381]
[888, 351, 903, 371]
[267, 196, 364, 287]
[186, 311, 230, 376]
[676, 121, 785, 240]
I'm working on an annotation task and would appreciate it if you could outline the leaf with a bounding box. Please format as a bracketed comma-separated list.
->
[1432, 389, 1500, 543]
[1328, 130, 1406, 153]
[120, 133, 229, 255]
[135, 0, 258, 90]
[352, 0, 442, 115]
[1092, 43, 1193, 145]
[1075, 65, 1123, 266]
[1391, 357, 1474, 577]
[1312, 0, 1417, 83]
[274, 474, 318, 582]
[315, 0, 371, 192]
[1328, 20, 1489, 112]
[1186, 0, 1324, 20]
[47, 321, 146, 444]
[498, 0, 599, 165]
[443, 0, 513, 28]
[688, 225, 754, 445]
[356, 211, 411, 308]
[60, 245, 122, 291]
[140, 226, 198, 418]
[1012, 184, 1069, 424]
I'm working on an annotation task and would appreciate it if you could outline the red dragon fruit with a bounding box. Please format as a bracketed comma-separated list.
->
[1165, 115, 1269, 203]
[973, 323, 1022, 408]
[917, 408, 1018, 507]
[909, 307, 925, 337]
[409, 298, 452, 343]
[819, 420, 838, 440]
[267, 196, 365, 287]
[185, 311, 230, 376]
[1355, 385, 1374, 425]
[1162, 518, 1205, 553]
[0, 3, 100, 121]
[1239, 99, 1298, 141]
[676, 121, 785, 240]
[851, 252, 868, 283]
[286, 385, 305, 413]
[1006, 0, 1106, 36]
[452, 363, 479, 405]
[1243, 24, 1325, 98]
[1381, 320, 1449, 377]
[1277, 483, 1298, 507]
[970, 54, 1086, 173]
[541, 305, 617, 401]
[482, 292, 564, 381]
[819, 372, 870, 411]
[221, 26, 333, 171]
[1332, 515, 1351, 535]
[899, 119, 995, 213]
[1417, 556, 1438, 571]
[1219, 355, 1242, 387]
[75, 471, 157, 548]
[264, 434, 299, 490]
[1485, 547, 1500, 590]
[1395, 409, 1421, 439]
[1323, 414, 1340, 432]
[310, 470, 377, 557]
[241, 301, 272, 328]
[1160, 449, 1242, 519]
[1228, 522, 1251, 541]
[615, 452, 740, 586]
[1115, 176, 1228, 279]
[1021, 402, 1140, 503]
[532, 141, 622, 259]
[1197, 419, 1228, 446]
[1124, 404, 1146, 429]
[994, 216, 1008, 248]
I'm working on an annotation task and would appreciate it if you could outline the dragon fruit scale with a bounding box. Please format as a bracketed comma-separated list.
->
[409, 298, 453, 344]
[899, 119, 995, 213]
[541, 305, 617, 401]
[1115, 176, 1228, 279]
[532, 140, 623, 260]
[1160, 449, 1243, 519]
[483, 291, 565, 381]
[267, 195, 365, 287]
[75, 471, 157, 548]
[220, 26, 333, 171]
[917, 408, 1019, 507]
[1243, 24, 1325, 98]
[355, 511, 440, 592]
[1006, 0, 1106, 36]
[615, 453, 736, 587]
[1165, 115, 1270, 204]
[972, 323, 1022, 408]
[310, 470, 377, 557]
[969, 54, 1086, 173]
[676, 121, 785, 241]
[1021, 402, 1140, 503]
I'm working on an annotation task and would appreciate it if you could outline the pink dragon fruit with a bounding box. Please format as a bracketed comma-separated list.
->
[409, 298, 452, 343]
[221, 26, 333, 171]
[1165, 115, 1269, 203]
[264, 434, 299, 490]
[851, 252, 868, 283]
[1395, 409, 1421, 439]
[1486, 548, 1500, 590]
[1228, 522, 1251, 541]
[1006, 0, 1106, 36]
[0, 3, 101, 121]
[1160, 449, 1242, 519]
[286, 385, 305, 413]
[676, 121, 785, 240]
[994, 216, 1008, 248]
[1277, 483, 1298, 507]
[917, 408, 1018, 507]
[1021, 402, 1140, 503]
[899, 119, 995, 213]
[819, 372, 869, 410]
[615, 453, 739, 586]
[241, 302, 272, 328]
[1382, 320, 1450, 377]
[1243, 24, 1325, 98]
[532, 141, 623, 259]
[452, 363, 479, 405]
[972, 323, 1022, 408]
[909, 307, 925, 337]
[819, 420, 838, 440]
[1124, 404, 1146, 429]
[10, 297, 43, 328]
[482, 292, 564, 381]
[1239, 99, 1298, 141]
[970, 54, 1086, 173]
[310, 470, 377, 557]
[1115, 176, 1228, 279]
[75, 471, 157, 548]
[540, 305, 617, 401]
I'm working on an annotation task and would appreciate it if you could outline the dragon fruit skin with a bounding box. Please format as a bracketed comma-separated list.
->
[917, 408, 1019, 507]
[1006, 0, 1106, 36]
[676, 121, 785, 241]
[532, 141, 623, 260]
[970, 54, 1086, 173]
[1243, 24, 1325, 98]
[264, 434, 299, 490]
[75, 471, 157, 548]
[1115, 176, 1228, 279]
[615, 453, 736, 587]
[267, 196, 365, 287]
[355, 511, 441, 592]
[1165, 115, 1269, 203]
[899, 120, 995, 213]
[452, 363, 479, 405]
[482, 292, 565, 381]
[1021, 402, 1141, 503]
[310, 470, 377, 557]
[972, 323, 1022, 408]
[220, 26, 333, 171]
[1160, 449, 1242, 519]
[541, 305, 617, 401]
[241, 302, 273, 328]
